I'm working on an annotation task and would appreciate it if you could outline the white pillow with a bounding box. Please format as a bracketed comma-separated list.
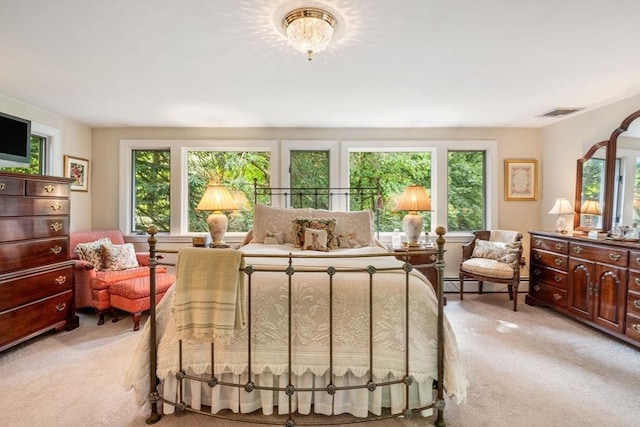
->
[101, 243, 139, 271]
[74, 237, 112, 270]
[252, 204, 312, 244]
[312, 209, 374, 246]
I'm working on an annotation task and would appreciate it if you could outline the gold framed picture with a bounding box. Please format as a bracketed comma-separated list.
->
[504, 159, 537, 201]
[64, 155, 89, 192]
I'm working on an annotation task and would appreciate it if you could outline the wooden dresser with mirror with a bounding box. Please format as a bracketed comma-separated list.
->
[527, 109, 640, 348]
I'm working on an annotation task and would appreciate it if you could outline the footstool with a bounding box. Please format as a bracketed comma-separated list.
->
[108, 272, 175, 331]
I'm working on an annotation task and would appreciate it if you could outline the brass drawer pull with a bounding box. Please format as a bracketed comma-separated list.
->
[54, 276, 66, 285]
[51, 202, 63, 211]
[534, 239, 542, 246]
[0, 182, 5, 190]
[554, 258, 563, 266]
[573, 246, 584, 254]
[555, 243, 564, 250]
[55, 302, 66, 312]
[554, 276, 562, 283]
[534, 253, 541, 260]
[50, 245, 62, 254]
[634, 300, 640, 309]
[533, 269, 541, 275]
[44, 185, 54, 193]
[636, 278, 640, 286]
[635, 257, 640, 267]
[633, 324, 640, 334]
[533, 285, 540, 292]
[50, 222, 63, 232]
[609, 253, 621, 261]
[553, 293, 562, 301]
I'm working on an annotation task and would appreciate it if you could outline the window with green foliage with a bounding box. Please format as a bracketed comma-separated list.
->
[349, 151, 432, 232]
[290, 150, 330, 208]
[132, 150, 171, 233]
[0, 135, 45, 174]
[448, 151, 485, 231]
[187, 150, 270, 233]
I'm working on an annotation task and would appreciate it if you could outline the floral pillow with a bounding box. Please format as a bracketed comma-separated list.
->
[472, 240, 521, 266]
[302, 228, 329, 251]
[100, 243, 139, 271]
[74, 237, 112, 270]
[292, 217, 337, 249]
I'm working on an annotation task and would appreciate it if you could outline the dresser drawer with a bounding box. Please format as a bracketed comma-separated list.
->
[0, 290, 73, 349]
[530, 236, 569, 254]
[627, 291, 640, 317]
[625, 312, 640, 343]
[530, 266, 567, 289]
[0, 198, 70, 217]
[0, 176, 25, 196]
[532, 249, 568, 271]
[630, 250, 640, 271]
[569, 242, 628, 267]
[0, 238, 69, 273]
[529, 281, 567, 308]
[25, 180, 69, 198]
[0, 217, 68, 243]
[0, 265, 73, 312]
[629, 270, 640, 293]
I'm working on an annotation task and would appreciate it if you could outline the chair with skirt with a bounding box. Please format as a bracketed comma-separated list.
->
[459, 230, 523, 311]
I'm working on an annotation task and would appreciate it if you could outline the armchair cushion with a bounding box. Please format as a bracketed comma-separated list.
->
[461, 258, 516, 280]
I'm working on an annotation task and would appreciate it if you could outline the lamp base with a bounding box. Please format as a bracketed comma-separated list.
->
[206, 211, 229, 246]
[403, 212, 423, 247]
[555, 216, 568, 234]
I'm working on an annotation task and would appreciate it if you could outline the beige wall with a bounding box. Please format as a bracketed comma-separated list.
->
[541, 94, 640, 233]
[0, 94, 92, 231]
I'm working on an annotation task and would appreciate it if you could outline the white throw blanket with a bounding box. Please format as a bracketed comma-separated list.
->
[172, 247, 246, 343]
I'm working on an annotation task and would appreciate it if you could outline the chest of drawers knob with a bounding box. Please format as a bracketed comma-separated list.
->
[44, 185, 54, 193]
[634, 300, 640, 309]
[50, 245, 63, 254]
[50, 202, 62, 211]
[609, 253, 621, 261]
[573, 246, 584, 254]
[553, 293, 562, 301]
[50, 222, 63, 232]
[54, 276, 67, 286]
[55, 302, 67, 312]
[555, 243, 564, 250]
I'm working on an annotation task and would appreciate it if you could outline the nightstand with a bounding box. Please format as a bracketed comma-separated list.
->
[391, 247, 446, 304]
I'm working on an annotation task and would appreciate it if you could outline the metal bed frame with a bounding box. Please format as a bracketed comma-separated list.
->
[143, 186, 448, 427]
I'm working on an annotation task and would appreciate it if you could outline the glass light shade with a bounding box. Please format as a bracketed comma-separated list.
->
[394, 185, 431, 246]
[283, 8, 337, 61]
[548, 198, 574, 234]
[196, 183, 238, 246]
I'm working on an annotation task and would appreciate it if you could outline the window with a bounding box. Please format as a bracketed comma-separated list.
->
[0, 135, 46, 174]
[289, 150, 330, 208]
[121, 139, 495, 237]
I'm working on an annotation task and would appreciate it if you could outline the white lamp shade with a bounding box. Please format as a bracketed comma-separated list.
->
[196, 183, 238, 246]
[394, 185, 431, 246]
[580, 200, 601, 215]
[548, 198, 574, 215]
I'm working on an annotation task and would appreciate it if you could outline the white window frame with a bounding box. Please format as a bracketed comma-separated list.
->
[31, 122, 62, 176]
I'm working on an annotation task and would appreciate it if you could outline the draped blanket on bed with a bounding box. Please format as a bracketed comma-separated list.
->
[124, 243, 468, 417]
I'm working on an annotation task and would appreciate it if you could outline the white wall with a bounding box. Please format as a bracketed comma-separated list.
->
[0, 94, 93, 231]
[540, 94, 640, 233]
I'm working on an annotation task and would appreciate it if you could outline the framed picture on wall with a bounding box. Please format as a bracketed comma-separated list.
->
[64, 155, 89, 192]
[504, 159, 537, 201]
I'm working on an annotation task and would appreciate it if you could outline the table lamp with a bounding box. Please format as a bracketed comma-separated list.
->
[394, 184, 431, 247]
[548, 198, 574, 233]
[580, 199, 601, 229]
[195, 182, 238, 247]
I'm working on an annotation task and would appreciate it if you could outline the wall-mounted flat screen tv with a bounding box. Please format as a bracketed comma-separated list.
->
[0, 112, 31, 167]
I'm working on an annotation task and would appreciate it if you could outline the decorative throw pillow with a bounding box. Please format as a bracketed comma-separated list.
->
[266, 230, 284, 244]
[252, 204, 312, 244]
[338, 233, 361, 249]
[264, 236, 280, 245]
[499, 241, 522, 268]
[74, 237, 112, 270]
[292, 217, 337, 249]
[101, 243, 139, 271]
[471, 240, 508, 260]
[303, 228, 329, 251]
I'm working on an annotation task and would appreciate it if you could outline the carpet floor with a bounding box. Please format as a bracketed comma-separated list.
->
[0, 292, 638, 427]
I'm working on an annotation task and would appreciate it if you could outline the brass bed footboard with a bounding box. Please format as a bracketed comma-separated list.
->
[144, 226, 448, 427]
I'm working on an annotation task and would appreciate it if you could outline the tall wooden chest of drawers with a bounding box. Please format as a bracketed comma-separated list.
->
[0, 172, 79, 352]
[527, 231, 639, 348]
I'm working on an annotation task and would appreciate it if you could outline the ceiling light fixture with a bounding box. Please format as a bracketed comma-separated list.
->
[283, 8, 337, 61]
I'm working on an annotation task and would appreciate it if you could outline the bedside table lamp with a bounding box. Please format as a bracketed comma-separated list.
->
[394, 184, 431, 247]
[195, 182, 238, 247]
[580, 199, 601, 229]
[548, 197, 574, 234]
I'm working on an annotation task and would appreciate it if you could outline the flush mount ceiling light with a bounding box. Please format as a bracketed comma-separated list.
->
[283, 8, 337, 61]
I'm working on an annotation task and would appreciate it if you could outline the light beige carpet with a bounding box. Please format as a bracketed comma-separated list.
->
[0, 293, 638, 427]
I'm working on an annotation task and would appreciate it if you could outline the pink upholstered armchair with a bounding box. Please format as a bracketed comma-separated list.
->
[70, 229, 167, 325]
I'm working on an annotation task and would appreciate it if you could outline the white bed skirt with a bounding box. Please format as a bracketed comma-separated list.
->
[161, 369, 434, 418]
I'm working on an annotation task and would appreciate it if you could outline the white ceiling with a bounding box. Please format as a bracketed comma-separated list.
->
[1, 0, 639, 128]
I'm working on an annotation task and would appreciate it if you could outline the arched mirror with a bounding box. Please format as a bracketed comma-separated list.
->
[574, 109, 640, 232]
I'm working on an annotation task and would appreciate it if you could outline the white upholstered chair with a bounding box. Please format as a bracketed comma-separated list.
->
[459, 230, 523, 311]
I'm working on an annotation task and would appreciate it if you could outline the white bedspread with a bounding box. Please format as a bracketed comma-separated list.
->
[124, 243, 468, 417]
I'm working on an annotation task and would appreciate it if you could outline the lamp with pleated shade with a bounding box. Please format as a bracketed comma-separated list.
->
[580, 199, 601, 229]
[195, 182, 238, 247]
[394, 184, 431, 246]
[548, 198, 574, 234]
